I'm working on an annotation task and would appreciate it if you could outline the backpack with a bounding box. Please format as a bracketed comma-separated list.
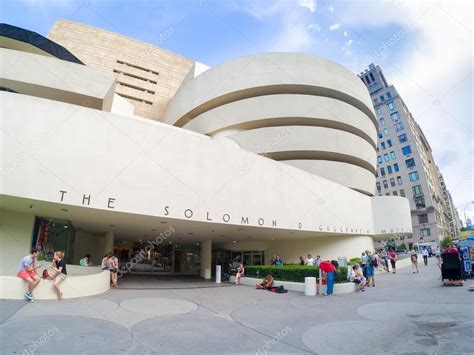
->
[268, 285, 288, 293]
[371, 256, 378, 267]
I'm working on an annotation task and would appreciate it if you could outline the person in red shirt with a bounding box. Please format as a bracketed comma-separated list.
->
[443, 244, 458, 254]
[319, 260, 336, 295]
[389, 249, 397, 274]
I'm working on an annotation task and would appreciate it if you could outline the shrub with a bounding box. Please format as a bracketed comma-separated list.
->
[348, 257, 361, 265]
[245, 265, 349, 284]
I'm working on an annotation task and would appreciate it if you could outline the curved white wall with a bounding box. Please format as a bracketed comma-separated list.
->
[0, 92, 413, 238]
[163, 53, 377, 195]
[282, 160, 375, 196]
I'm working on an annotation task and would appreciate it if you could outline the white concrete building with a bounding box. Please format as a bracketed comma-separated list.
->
[0, 23, 411, 294]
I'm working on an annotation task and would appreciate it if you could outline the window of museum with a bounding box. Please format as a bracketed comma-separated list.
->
[380, 167, 386, 176]
[378, 156, 383, 164]
[420, 228, 431, 238]
[387, 139, 392, 147]
[398, 133, 408, 143]
[386, 101, 395, 110]
[394, 163, 399, 172]
[380, 95, 386, 102]
[383, 128, 389, 136]
[418, 214, 428, 224]
[390, 151, 396, 160]
[383, 180, 388, 189]
[380, 118, 385, 125]
[405, 158, 416, 168]
[384, 154, 389, 162]
[393, 191, 398, 196]
[387, 165, 393, 174]
[381, 142, 386, 150]
[390, 111, 400, 121]
[402, 145, 412, 156]
[397, 176, 403, 185]
[415, 196, 425, 209]
[409, 171, 419, 181]
[376, 107, 381, 115]
[412, 185, 422, 196]
[395, 122, 404, 131]
[390, 178, 396, 187]
[400, 189, 406, 197]
[376, 182, 381, 191]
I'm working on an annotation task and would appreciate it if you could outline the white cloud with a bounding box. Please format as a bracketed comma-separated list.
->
[343, 30, 348, 36]
[329, 23, 340, 31]
[298, 0, 317, 13]
[307, 23, 321, 32]
[329, 5, 334, 12]
[342, 39, 353, 56]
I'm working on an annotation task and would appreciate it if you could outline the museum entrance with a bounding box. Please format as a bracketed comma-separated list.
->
[114, 240, 201, 275]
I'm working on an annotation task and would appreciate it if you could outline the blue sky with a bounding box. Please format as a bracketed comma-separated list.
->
[2, 0, 473, 219]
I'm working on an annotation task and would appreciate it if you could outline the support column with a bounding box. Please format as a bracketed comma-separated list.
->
[104, 231, 115, 255]
[200, 240, 212, 279]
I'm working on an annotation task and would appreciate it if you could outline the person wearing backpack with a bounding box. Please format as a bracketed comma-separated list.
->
[365, 251, 375, 287]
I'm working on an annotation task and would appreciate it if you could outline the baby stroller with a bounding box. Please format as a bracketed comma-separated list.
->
[441, 253, 463, 286]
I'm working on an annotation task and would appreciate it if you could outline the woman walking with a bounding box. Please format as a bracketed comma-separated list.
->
[106, 252, 117, 287]
[410, 250, 419, 273]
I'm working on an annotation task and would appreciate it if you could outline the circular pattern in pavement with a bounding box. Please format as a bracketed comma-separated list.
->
[120, 297, 198, 316]
[132, 314, 299, 353]
[0, 315, 131, 354]
[356, 301, 450, 321]
[302, 320, 435, 354]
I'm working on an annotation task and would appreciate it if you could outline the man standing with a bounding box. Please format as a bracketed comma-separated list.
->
[305, 254, 314, 265]
[410, 250, 419, 273]
[17, 248, 42, 302]
[422, 247, 429, 266]
[389, 249, 397, 274]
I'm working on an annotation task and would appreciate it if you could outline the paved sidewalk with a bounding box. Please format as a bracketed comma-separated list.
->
[1, 261, 472, 354]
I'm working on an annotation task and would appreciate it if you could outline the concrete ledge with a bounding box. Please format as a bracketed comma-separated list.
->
[0, 266, 110, 300]
[230, 276, 355, 294]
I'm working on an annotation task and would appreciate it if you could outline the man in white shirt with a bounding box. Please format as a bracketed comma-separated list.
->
[422, 248, 429, 266]
[306, 254, 314, 265]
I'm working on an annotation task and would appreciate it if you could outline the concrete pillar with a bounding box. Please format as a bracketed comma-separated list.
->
[104, 231, 114, 255]
[200, 240, 212, 278]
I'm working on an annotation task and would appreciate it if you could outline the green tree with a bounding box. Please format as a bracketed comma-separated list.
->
[441, 236, 453, 249]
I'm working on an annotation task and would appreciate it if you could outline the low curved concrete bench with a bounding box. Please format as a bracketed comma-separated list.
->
[230, 276, 355, 294]
[0, 265, 110, 300]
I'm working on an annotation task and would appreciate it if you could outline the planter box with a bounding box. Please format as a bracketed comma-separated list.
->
[230, 276, 355, 294]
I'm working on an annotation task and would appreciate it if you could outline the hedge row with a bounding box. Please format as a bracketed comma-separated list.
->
[245, 265, 348, 284]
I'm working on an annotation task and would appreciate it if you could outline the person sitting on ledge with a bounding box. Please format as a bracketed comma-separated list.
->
[349, 265, 366, 292]
[79, 254, 93, 266]
[256, 272, 274, 289]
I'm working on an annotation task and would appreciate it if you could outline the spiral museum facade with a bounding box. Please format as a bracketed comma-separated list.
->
[0, 21, 411, 297]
